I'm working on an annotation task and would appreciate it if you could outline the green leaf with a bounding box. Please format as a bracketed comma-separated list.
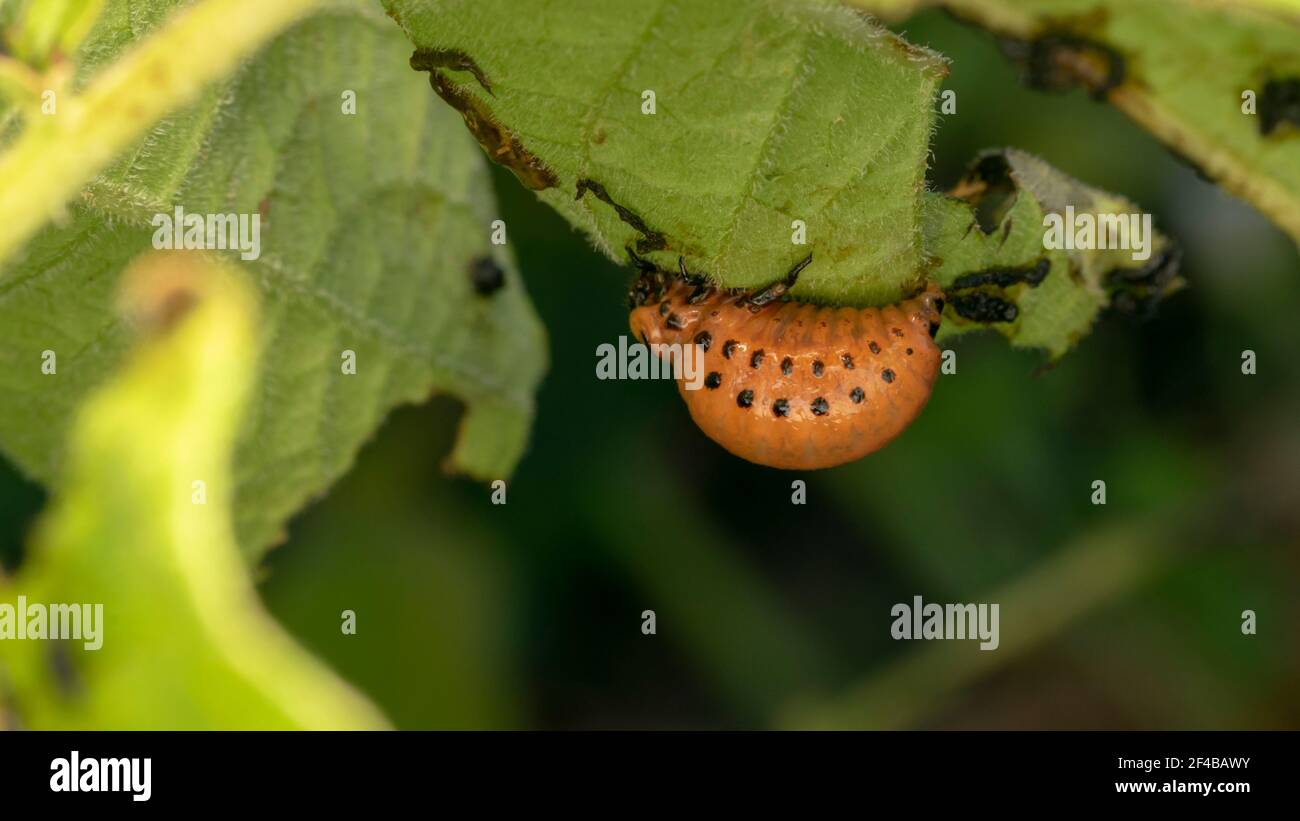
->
[925, 148, 1180, 358]
[0, 0, 547, 558]
[0, 253, 388, 729]
[0, 0, 325, 263]
[382, 0, 949, 306]
[853, 0, 1300, 244]
[4, 0, 105, 68]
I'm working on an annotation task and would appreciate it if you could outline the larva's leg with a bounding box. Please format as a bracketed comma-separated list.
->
[677, 255, 708, 286]
[626, 247, 669, 308]
[783, 252, 814, 287]
[627, 246, 657, 273]
[747, 252, 813, 308]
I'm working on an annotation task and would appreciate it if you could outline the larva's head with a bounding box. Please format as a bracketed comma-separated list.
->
[628, 269, 662, 343]
[629, 283, 705, 345]
[628, 301, 657, 345]
[626, 269, 667, 311]
[628, 270, 662, 342]
[909, 283, 946, 339]
[627, 271, 709, 345]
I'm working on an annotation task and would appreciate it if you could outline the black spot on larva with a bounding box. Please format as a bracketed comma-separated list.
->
[850, 387, 865, 403]
[811, 397, 829, 416]
[812, 360, 825, 377]
[841, 353, 854, 370]
[694, 331, 712, 352]
[881, 368, 896, 384]
[906, 347, 914, 355]
[705, 372, 721, 389]
[737, 389, 754, 408]
[687, 285, 711, 304]
[469, 256, 506, 295]
[666, 313, 685, 330]
[751, 349, 765, 368]
[723, 339, 739, 359]
[891, 327, 904, 338]
[869, 341, 881, 355]
[772, 398, 790, 417]
[658, 301, 671, 316]
[929, 322, 940, 338]
[781, 356, 793, 376]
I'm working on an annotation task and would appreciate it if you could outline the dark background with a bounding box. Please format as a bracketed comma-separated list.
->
[2, 10, 1297, 729]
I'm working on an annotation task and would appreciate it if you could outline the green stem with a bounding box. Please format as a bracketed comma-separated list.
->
[775, 514, 1198, 729]
[0, 0, 324, 267]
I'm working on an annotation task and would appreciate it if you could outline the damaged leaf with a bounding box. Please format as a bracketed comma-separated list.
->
[852, 0, 1300, 244]
[925, 148, 1180, 358]
[383, 0, 949, 307]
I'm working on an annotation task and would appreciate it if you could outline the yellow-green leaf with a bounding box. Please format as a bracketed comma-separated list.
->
[0, 253, 389, 729]
[0, 0, 548, 559]
[852, 0, 1300, 244]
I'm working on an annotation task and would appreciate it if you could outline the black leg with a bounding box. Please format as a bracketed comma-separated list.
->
[747, 253, 812, 307]
[627, 246, 657, 273]
[784, 252, 813, 286]
[676, 255, 708, 286]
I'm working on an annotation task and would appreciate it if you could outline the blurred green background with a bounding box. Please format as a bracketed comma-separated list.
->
[2, 9, 1298, 729]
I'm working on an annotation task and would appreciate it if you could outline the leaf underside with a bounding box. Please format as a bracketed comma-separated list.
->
[384, 0, 949, 307]
[385, 0, 1181, 359]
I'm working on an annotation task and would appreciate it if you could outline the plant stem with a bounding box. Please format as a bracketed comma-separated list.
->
[775, 513, 1202, 729]
[0, 0, 324, 267]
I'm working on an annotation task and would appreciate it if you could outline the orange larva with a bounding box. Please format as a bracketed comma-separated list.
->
[628, 258, 944, 470]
